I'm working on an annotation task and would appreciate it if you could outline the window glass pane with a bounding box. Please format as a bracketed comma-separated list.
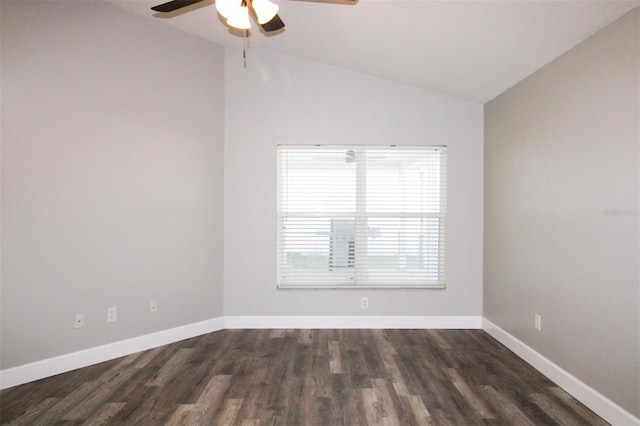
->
[279, 217, 355, 285]
[280, 149, 356, 214]
[366, 149, 443, 214]
[363, 218, 444, 285]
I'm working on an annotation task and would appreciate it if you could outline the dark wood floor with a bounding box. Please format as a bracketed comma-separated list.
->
[1, 329, 607, 425]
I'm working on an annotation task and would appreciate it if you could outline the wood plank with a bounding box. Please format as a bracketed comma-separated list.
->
[61, 367, 135, 420]
[80, 402, 126, 425]
[145, 348, 194, 387]
[33, 381, 102, 422]
[476, 384, 537, 426]
[164, 375, 232, 425]
[328, 340, 342, 374]
[211, 398, 243, 425]
[361, 378, 401, 426]
[549, 386, 610, 426]
[0, 397, 59, 424]
[531, 392, 593, 426]
[444, 367, 495, 419]
[403, 394, 435, 426]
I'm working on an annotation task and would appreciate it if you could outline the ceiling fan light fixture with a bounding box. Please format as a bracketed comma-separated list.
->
[215, 0, 240, 20]
[251, 0, 279, 24]
[226, 4, 251, 29]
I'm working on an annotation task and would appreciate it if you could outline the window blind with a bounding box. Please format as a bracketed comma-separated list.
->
[277, 145, 446, 288]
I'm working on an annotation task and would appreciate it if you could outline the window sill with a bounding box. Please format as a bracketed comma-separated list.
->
[277, 285, 446, 290]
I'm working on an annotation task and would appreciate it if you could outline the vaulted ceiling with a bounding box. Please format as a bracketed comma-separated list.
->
[112, 0, 640, 103]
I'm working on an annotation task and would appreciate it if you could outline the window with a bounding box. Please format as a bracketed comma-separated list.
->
[277, 145, 447, 289]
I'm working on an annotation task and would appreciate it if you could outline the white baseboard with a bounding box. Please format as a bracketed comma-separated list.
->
[482, 318, 640, 426]
[0, 317, 224, 390]
[224, 315, 483, 329]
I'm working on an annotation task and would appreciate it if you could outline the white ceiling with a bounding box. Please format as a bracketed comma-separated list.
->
[112, 0, 639, 103]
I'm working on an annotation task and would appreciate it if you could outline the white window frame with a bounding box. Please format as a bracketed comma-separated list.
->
[277, 145, 447, 289]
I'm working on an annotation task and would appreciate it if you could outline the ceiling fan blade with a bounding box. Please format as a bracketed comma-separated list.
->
[261, 14, 285, 32]
[151, 0, 205, 13]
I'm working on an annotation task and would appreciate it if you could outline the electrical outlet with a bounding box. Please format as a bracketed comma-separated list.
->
[361, 297, 369, 309]
[107, 306, 117, 322]
[74, 313, 84, 329]
[149, 300, 158, 314]
[534, 314, 542, 331]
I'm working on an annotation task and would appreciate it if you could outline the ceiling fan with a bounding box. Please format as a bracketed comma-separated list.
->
[151, 0, 354, 33]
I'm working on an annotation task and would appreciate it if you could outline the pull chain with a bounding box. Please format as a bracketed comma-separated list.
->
[243, 28, 248, 68]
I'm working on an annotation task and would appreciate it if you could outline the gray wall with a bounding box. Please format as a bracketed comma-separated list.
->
[4, 2, 636, 419]
[223, 48, 484, 317]
[484, 8, 639, 417]
[1, 1, 225, 369]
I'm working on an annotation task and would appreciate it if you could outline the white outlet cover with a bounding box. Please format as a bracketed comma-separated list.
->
[74, 313, 84, 328]
[361, 297, 369, 309]
[107, 306, 117, 322]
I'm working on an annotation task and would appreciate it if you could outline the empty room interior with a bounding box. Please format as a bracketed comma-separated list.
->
[1, 0, 639, 424]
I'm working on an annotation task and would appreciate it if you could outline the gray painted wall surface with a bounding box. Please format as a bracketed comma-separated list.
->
[484, 9, 639, 416]
[1, 1, 225, 369]
[223, 48, 484, 317]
